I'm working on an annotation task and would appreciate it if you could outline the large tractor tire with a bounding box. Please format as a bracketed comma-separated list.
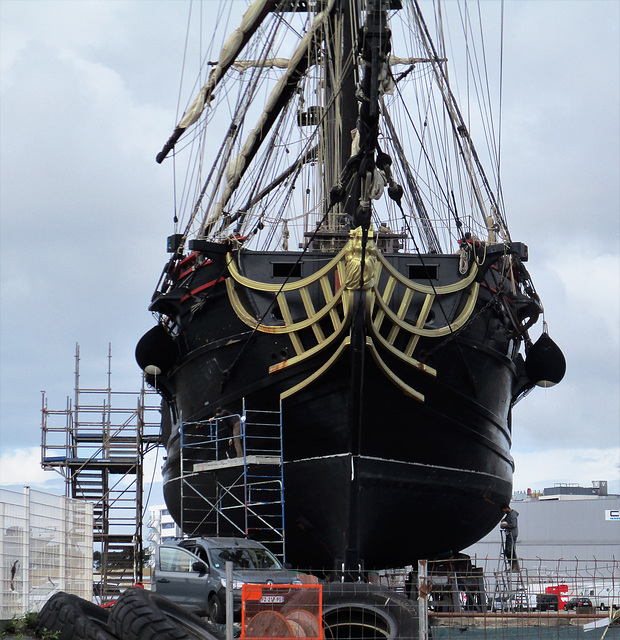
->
[109, 587, 224, 640]
[321, 583, 419, 639]
[35, 591, 118, 640]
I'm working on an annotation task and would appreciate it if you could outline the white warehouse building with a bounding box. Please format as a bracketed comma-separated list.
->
[464, 481, 620, 576]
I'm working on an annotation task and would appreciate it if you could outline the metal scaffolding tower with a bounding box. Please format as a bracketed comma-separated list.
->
[178, 401, 286, 561]
[40, 344, 160, 600]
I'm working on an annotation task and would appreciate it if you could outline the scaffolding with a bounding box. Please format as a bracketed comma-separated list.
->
[178, 401, 286, 561]
[40, 344, 160, 600]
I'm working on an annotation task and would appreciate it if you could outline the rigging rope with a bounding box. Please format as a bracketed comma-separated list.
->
[219, 195, 341, 390]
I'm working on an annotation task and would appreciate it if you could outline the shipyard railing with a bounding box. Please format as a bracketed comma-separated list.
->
[297, 557, 619, 640]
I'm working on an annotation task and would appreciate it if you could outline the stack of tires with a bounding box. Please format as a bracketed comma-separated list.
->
[35, 588, 225, 640]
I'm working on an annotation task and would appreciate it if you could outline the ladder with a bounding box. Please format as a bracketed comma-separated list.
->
[179, 401, 286, 562]
[491, 529, 528, 612]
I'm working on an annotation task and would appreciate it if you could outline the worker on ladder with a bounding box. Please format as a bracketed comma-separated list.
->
[500, 503, 519, 571]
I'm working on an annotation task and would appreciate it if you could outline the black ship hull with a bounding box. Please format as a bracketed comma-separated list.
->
[138, 239, 549, 570]
[161, 350, 514, 569]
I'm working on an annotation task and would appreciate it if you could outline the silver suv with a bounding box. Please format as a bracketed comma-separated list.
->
[152, 537, 300, 623]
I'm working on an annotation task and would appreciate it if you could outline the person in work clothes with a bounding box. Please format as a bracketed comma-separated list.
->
[500, 503, 519, 571]
[212, 407, 243, 458]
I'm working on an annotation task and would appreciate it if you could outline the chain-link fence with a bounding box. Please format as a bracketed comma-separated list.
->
[0, 487, 93, 619]
[231, 558, 619, 639]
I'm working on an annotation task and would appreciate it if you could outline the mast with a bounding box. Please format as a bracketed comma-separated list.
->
[342, 0, 392, 575]
[324, 0, 361, 225]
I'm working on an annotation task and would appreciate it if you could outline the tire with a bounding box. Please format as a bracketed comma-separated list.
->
[35, 591, 118, 640]
[207, 593, 224, 625]
[109, 587, 224, 640]
[321, 583, 418, 640]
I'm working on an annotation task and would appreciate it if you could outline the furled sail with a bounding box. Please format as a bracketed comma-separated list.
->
[156, 0, 278, 163]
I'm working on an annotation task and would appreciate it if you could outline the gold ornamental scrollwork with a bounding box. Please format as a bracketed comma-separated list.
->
[224, 225, 482, 400]
[344, 227, 377, 291]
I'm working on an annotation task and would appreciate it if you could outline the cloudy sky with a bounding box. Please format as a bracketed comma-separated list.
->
[1, 0, 618, 509]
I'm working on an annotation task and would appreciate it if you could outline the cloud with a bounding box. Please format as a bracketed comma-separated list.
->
[0, 447, 63, 490]
[512, 446, 620, 495]
[0, 0, 618, 519]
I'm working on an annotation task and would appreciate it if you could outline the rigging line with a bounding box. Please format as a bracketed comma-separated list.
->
[496, 0, 506, 214]
[475, 1, 500, 178]
[381, 99, 442, 253]
[230, 146, 319, 234]
[142, 443, 159, 523]
[459, 0, 504, 220]
[175, 1, 195, 125]
[219, 202, 338, 389]
[461, 0, 500, 195]
[213, 17, 285, 184]
[227, 93, 308, 237]
[411, 0, 509, 238]
[180, 126, 229, 242]
[261, 164, 305, 249]
[393, 80, 466, 243]
[393, 198, 463, 334]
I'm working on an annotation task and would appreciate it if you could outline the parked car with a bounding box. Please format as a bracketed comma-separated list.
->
[579, 585, 620, 611]
[536, 593, 560, 612]
[515, 593, 537, 612]
[564, 597, 593, 611]
[490, 596, 513, 612]
[152, 537, 301, 623]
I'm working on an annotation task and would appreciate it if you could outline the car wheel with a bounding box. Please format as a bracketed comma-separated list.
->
[35, 591, 118, 640]
[208, 593, 225, 625]
[600, 603, 608, 611]
[109, 587, 224, 640]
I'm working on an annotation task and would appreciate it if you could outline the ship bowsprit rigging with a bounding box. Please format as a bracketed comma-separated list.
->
[137, 0, 565, 571]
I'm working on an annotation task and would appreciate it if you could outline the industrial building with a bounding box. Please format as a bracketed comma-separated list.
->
[147, 504, 183, 549]
[464, 481, 620, 574]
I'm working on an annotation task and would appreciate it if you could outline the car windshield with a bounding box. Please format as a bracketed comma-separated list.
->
[211, 547, 282, 570]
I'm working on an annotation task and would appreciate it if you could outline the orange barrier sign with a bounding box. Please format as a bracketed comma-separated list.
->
[241, 584, 323, 639]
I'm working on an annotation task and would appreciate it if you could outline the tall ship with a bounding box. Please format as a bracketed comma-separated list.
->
[137, 0, 565, 570]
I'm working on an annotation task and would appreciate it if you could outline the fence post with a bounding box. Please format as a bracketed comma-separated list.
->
[24, 487, 31, 617]
[226, 560, 234, 640]
[418, 559, 429, 640]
